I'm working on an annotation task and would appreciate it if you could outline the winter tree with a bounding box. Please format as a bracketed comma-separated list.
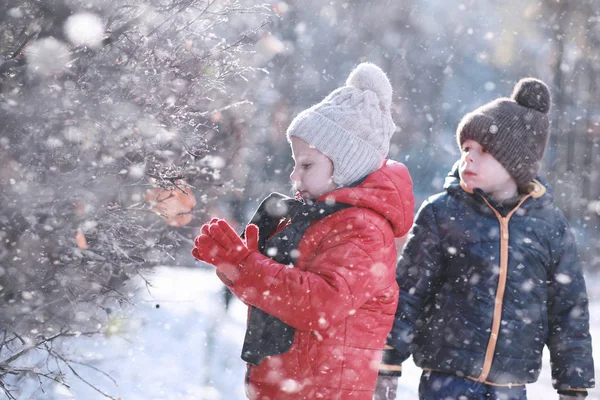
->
[0, 0, 271, 397]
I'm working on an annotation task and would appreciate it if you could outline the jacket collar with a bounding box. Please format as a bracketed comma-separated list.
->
[459, 179, 546, 199]
[445, 161, 552, 210]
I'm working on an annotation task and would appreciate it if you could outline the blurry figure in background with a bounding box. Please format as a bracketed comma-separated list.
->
[145, 179, 197, 227]
[192, 62, 414, 399]
[376, 78, 595, 400]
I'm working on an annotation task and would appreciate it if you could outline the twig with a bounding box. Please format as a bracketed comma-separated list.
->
[0, 380, 17, 400]
[5, 367, 67, 387]
[0, 331, 7, 355]
[8, 30, 40, 59]
[58, 358, 117, 387]
[103, 12, 144, 46]
[0, 331, 64, 366]
[46, 347, 118, 400]
[218, 19, 271, 53]
[0, 330, 102, 367]
[188, 100, 253, 118]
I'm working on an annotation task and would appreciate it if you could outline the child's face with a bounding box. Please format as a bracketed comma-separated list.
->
[459, 140, 518, 200]
[290, 137, 337, 201]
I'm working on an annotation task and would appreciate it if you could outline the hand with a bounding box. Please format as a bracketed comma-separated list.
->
[192, 219, 259, 280]
[374, 375, 398, 400]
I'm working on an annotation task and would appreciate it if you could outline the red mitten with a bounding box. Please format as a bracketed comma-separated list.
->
[192, 219, 260, 283]
[191, 234, 224, 265]
[244, 223, 259, 252]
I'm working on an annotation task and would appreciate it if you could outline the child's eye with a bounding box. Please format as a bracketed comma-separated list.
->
[462, 147, 470, 153]
[302, 163, 312, 169]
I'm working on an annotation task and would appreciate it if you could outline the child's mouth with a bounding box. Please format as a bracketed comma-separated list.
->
[295, 190, 308, 200]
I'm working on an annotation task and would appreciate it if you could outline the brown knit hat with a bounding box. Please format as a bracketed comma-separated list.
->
[456, 78, 552, 188]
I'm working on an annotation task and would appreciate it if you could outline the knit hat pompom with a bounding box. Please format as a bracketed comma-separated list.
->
[511, 77, 551, 114]
[345, 62, 393, 108]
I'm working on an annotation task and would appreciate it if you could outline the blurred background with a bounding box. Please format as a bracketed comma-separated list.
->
[1, 0, 599, 398]
[162, 0, 600, 270]
[240, 0, 600, 268]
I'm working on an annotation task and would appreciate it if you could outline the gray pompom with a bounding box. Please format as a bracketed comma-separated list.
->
[511, 77, 551, 114]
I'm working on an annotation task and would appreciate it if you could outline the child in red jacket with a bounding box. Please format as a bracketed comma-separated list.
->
[192, 62, 415, 399]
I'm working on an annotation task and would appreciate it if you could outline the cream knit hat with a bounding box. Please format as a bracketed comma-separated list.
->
[286, 62, 396, 186]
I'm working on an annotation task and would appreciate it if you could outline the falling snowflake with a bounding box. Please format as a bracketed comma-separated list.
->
[555, 273, 572, 285]
[64, 13, 105, 49]
[484, 81, 496, 91]
[26, 37, 71, 77]
[128, 164, 146, 179]
[280, 379, 302, 393]
[521, 279, 534, 292]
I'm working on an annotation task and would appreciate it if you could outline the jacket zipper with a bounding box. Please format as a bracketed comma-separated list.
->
[245, 365, 253, 398]
[476, 194, 531, 383]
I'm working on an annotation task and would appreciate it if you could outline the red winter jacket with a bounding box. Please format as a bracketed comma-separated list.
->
[228, 161, 414, 399]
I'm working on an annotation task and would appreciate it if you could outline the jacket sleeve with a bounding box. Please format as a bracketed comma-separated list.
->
[227, 212, 395, 331]
[547, 214, 595, 392]
[380, 200, 444, 374]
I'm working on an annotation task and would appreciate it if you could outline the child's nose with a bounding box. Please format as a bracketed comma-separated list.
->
[290, 167, 299, 182]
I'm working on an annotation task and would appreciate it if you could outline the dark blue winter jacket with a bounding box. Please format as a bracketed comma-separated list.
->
[381, 166, 594, 393]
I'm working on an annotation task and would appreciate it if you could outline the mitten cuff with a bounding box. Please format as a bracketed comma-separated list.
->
[216, 250, 261, 284]
[216, 260, 243, 284]
[378, 346, 403, 377]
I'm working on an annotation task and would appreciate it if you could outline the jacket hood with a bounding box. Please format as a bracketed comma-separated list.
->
[320, 160, 414, 237]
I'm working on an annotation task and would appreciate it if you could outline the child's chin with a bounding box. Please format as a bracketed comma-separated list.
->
[461, 176, 478, 187]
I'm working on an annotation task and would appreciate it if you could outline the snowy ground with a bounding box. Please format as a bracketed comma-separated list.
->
[18, 266, 600, 400]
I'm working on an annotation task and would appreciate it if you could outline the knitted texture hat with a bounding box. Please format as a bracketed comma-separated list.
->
[457, 78, 552, 188]
[286, 62, 396, 187]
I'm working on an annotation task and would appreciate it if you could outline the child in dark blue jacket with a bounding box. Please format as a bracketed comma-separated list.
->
[376, 78, 594, 400]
